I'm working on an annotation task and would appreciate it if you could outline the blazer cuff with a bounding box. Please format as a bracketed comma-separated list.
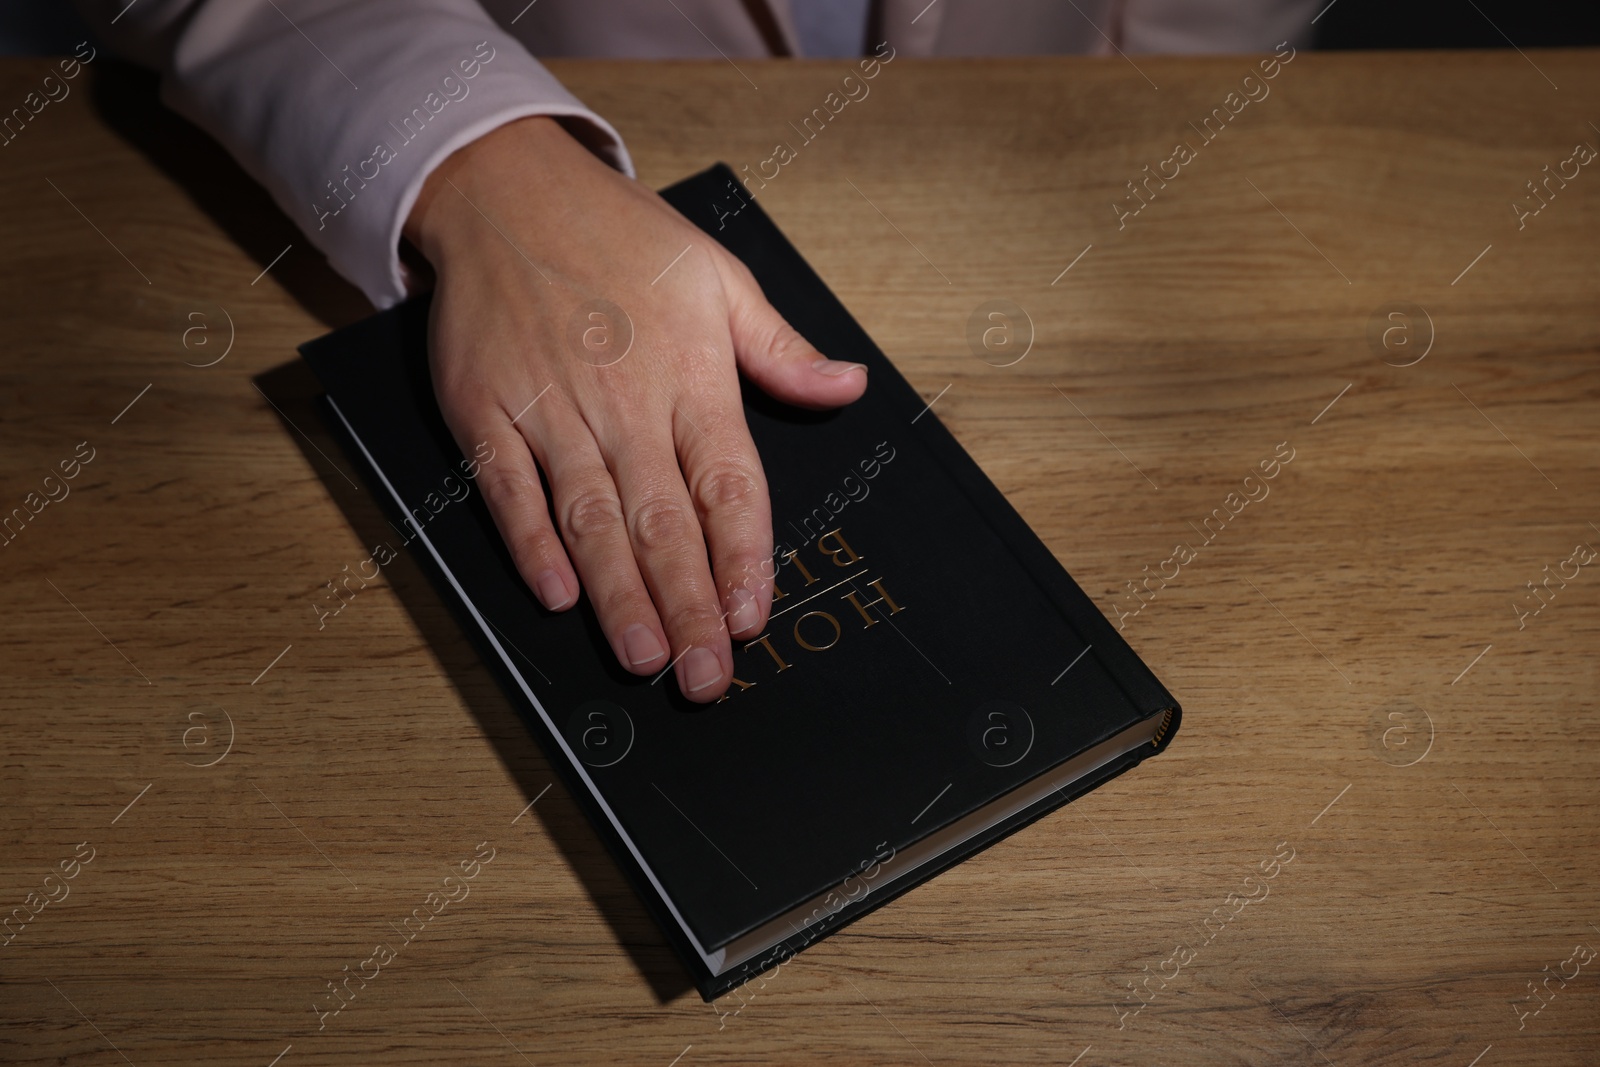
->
[156, 4, 633, 308]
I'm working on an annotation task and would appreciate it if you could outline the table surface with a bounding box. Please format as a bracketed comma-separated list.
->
[2, 47, 1597, 1067]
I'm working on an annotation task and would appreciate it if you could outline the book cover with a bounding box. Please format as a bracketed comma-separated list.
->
[298, 163, 1180, 1000]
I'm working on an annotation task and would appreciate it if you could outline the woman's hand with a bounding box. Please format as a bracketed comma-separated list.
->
[404, 116, 867, 702]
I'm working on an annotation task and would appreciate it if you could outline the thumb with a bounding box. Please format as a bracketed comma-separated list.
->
[722, 264, 867, 410]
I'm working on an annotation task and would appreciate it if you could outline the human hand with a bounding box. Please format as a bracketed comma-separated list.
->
[404, 116, 867, 701]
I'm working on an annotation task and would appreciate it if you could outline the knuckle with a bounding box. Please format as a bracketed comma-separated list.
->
[768, 318, 802, 352]
[481, 467, 543, 509]
[659, 600, 725, 642]
[719, 555, 772, 595]
[718, 248, 760, 291]
[693, 463, 760, 512]
[508, 525, 562, 571]
[593, 584, 648, 623]
[630, 495, 695, 552]
[767, 319, 814, 362]
[563, 487, 624, 541]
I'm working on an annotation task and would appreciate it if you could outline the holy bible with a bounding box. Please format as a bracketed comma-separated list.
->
[298, 164, 1181, 1000]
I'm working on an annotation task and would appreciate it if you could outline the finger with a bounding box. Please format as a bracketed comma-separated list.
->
[455, 407, 578, 614]
[523, 403, 673, 678]
[673, 391, 774, 644]
[599, 415, 732, 701]
[719, 256, 868, 409]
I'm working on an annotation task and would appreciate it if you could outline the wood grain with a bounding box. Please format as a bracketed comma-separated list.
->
[1, 49, 1597, 1066]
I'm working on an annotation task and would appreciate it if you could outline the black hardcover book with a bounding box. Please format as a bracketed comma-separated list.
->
[298, 163, 1180, 1000]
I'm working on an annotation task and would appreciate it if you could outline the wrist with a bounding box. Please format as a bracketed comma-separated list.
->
[403, 114, 576, 266]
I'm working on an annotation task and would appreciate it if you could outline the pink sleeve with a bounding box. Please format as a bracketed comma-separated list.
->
[74, 0, 633, 307]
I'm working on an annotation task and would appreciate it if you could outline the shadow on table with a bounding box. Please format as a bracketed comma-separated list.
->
[88, 61, 371, 330]
[253, 361, 699, 1006]
[99, 55, 696, 1003]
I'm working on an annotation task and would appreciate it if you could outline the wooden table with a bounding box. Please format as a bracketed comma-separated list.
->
[2, 48, 1597, 1066]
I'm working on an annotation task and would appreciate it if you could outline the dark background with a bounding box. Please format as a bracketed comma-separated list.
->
[3, 2, 1598, 55]
[1313, 0, 1600, 49]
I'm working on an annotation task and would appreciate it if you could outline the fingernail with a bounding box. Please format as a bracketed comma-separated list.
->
[535, 570, 572, 610]
[622, 623, 666, 667]
[681, 646, 723, 693]
[813, 358, 866, 377]
[726, 586, 758, 632]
